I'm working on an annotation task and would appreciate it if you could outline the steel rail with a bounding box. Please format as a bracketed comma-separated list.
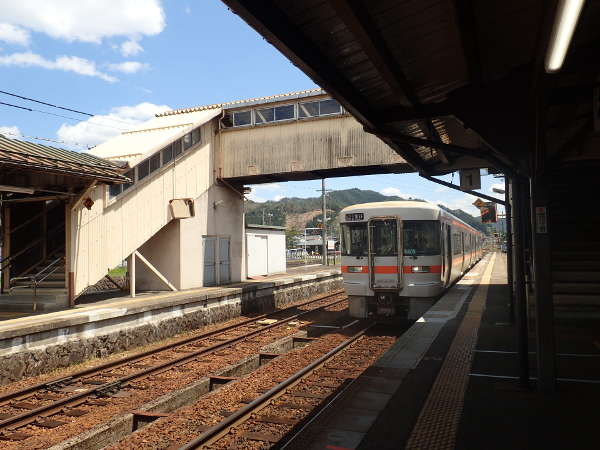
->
[0, 293, 347, 431]
[178, 323, 373, 450]
[0, 289, 344, 405]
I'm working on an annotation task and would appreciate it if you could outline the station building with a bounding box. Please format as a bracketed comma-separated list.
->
[1, 89, 409, 308]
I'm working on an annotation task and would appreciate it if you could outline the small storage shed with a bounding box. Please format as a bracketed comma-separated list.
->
[246, 224, 286, 278]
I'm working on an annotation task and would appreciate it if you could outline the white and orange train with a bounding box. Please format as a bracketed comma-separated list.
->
[339, 201, 484, 319]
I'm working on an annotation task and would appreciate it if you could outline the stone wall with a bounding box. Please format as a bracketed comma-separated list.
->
[0, 273, 342, 385]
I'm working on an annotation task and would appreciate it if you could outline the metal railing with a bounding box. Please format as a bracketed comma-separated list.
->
[10, 255, 65, 296]
[286, 251, 340, 266]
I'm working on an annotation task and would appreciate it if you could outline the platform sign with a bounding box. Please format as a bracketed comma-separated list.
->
[481, 202, 497, 223]
[459, 169, 481, 190]
[472, 198, 485, 209]
[535, 206, 548, 234]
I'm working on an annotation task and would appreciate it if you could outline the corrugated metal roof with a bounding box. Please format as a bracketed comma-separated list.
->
[0, 134, 129, 183]
[88, 108, 220, 165]
[156, 88, 325, 117]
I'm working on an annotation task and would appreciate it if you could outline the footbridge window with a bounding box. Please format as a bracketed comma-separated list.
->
[299, 99, 342, 118]
[108, 125, 203, 199]
[233, 110, 252, 127]
[223, 97, 343, 128]
[255, 104, 295, 124]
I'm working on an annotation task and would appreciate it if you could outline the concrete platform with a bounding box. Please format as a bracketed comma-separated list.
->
[285, 254, 492, 450]
[0, 265, 340, 385]
[289, 252, 600, 450]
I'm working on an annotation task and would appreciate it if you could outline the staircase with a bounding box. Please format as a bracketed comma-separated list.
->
[3, 255, 68, 312]
[548, 165, 600, 317]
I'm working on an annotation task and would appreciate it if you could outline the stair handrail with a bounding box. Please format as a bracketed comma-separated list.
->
[10, 256, 65, 297]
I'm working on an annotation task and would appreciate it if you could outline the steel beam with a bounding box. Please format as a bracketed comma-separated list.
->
[420, 174, 506, 206]
[363, 128, 431, 174]
[328, 0, 447, 161]
[373, 129, 515, 176]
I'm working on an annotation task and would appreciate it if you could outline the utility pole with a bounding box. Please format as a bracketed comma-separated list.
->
[321, 179, 327, 265]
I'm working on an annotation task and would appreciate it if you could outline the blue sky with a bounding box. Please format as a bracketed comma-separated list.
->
[0, 0, 505, 216]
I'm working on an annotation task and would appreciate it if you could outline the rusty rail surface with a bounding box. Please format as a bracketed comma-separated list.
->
[178, 323, 374, 449]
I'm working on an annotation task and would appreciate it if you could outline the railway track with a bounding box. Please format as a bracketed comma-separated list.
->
[0, 290, 346, 444]
[175, 324, 394, 449]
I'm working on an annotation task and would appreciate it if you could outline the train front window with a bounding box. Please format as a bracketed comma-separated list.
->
[372, 219, 398, 256]
[403, 220, 441, 256]
[341, 223, 368, 256]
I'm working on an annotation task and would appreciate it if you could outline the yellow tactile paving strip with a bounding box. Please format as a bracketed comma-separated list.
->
[406, 252, 497, 450]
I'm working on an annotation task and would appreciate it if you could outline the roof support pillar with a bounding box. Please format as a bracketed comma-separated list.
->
[129, 252, 136, 298]
[511, 176, 531, 389]
[505, 177, 514, 323]
[1, 204, 10, 293]
[529, 173, 556, 392]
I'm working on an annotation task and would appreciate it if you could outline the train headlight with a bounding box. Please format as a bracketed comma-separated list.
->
[347, 266, 364, 273]
[411, 266, 430, 273]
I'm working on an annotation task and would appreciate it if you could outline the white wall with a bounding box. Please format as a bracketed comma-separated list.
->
[246, 228, 285, 277]
[136, 220, 181, 290]
[71, 119, 219, 295]
[179, 184, 245, 287]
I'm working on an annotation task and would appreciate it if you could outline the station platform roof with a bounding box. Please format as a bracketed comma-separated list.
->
[0, 134, 128, 184]
[221, 0, 600, 176]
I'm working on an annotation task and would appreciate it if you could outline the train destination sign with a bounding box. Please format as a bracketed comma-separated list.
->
[345, 212, 364, 221]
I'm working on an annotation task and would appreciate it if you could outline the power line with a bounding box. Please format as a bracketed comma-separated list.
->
[0, 89, 135, 126]
[0, 100, 126, 131]
[0, 89, 92, 116]
[0, 129, 91, 149]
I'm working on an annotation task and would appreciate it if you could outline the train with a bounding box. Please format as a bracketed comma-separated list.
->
[339, 201, 485, 319]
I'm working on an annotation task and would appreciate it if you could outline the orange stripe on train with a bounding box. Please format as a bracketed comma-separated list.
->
[342, 265, 443, 274]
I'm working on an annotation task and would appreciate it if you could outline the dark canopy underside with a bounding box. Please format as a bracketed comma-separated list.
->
[221, 0, 600, 177]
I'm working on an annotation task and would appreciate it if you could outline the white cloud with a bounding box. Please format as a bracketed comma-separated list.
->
[57, 102, 170, 147]
[107, 61, 149, 74]
[247, 191, 266, 203]
[435, 185, 450, 193]
[247, 183, 285, 202]
[0, 23, 29, 45]
[257, 183, 282, 191]
[0, 52, 117, 82]
[380, 187, 414, 198]
[435, 196, 481, 216]
[120, 39, 143, 57]
[0, 1, 165, 43]
[0, 125, 21, 138]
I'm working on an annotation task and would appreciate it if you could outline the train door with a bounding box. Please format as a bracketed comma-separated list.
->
[368, 217, 402, 290]
[443, 224, 452, 286]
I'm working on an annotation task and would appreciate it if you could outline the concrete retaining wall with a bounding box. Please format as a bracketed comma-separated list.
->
[0, 269, 341, 385]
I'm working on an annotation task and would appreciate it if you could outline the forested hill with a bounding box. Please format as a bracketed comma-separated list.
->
[245, 188, 487, 233]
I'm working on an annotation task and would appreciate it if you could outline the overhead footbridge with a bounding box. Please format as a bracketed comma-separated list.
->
[3, 88, 440, 308]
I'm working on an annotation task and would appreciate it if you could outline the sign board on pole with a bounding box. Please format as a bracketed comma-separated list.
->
[472, 198, 485, 209]
[459, 169, 481, 190]
[481, 202, 498, 223]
